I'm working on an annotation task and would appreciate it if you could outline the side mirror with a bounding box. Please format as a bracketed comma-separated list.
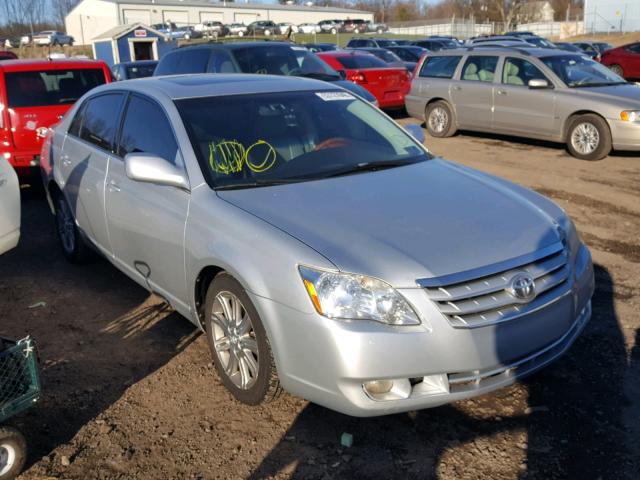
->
[528, 78, 551, 89]
[337, 69, 347, 79]
[404, 124, 425, 144]
[125, 153, 189, 191]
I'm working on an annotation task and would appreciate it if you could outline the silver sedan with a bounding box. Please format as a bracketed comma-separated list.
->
[41, 74, 594, 416]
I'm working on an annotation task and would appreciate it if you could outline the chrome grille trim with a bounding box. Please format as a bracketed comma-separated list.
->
[422, 247, 570, 329]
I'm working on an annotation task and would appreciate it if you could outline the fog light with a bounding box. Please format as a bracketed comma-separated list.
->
[363, 379, 393, 395]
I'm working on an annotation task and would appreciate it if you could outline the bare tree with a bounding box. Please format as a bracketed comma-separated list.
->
[1, 0, 47, 33]
[51, 0, 82, 27]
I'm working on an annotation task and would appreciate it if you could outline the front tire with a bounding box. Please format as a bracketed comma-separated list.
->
[331, 28, 337, 34]
[204, 273, 282, 405]
[566, 114, 611, 160]
[426, 100, 457, 138]
[264, 29, 271, 36]
[55, 193, 90, 263]
[0, 427, 26, 480]
[609, 64, 624, 77]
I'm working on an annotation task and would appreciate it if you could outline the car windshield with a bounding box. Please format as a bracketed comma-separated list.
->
[335, 54, 388, 69]
[5, 69, 106, 107]
[541, 54, 626, 87]
[524, 37, 556, 48]
[126, 64, 157, 79]
[375, 40, 396, 47]
[176, 91, 430, 189]
[232, 45, 338, 79]
[374, 50, 402, 63]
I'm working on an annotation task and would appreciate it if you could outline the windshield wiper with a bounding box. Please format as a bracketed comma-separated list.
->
[571, 81, 627, 88]
[316, 160, 418, 179]
[214, 178, 304, 191]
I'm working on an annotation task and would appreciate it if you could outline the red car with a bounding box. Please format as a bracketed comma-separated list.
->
[0, 51, 18, 61]
[0, 59, 111, 179]
[601, 42, 640, 79]
[317, 50, 410, 109]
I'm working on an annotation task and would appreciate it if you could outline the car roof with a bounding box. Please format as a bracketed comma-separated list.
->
[93, 73, 340, 100]
[179, 41, 291, 51]
[319, 50, 375, 57]
[430, 46, 578, 58]
[115, 60, 158, 66]
[0, 58, 106, 72]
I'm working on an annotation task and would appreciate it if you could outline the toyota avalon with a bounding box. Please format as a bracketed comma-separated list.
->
[41, 75, 594, 416]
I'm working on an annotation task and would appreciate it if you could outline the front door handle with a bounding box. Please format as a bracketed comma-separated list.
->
[61, 154, 71, 167]
[497, 90, 507, 95]
[108, 181, 121, 192]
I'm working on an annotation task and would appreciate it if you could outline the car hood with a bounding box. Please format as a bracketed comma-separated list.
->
[573, 83, 640, 107]
[217, 159, 563, 287]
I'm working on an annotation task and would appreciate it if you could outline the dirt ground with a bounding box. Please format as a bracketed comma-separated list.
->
[1, 121, 639, 480]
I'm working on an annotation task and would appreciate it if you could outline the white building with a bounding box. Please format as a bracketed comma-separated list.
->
[65, 0, 374, 45]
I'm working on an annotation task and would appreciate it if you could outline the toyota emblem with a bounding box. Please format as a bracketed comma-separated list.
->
[508, 273, 536, 302]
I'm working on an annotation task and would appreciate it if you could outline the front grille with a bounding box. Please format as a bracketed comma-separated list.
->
[423, 246, 570, 329]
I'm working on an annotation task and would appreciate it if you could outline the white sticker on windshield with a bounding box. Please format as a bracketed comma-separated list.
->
[316, 91, 354, 101]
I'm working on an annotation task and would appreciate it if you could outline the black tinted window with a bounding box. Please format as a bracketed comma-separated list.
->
[231, 46, 299, 74]
[68, 102, 87, 137]
[419, 56, 461, 78]
[336, 54, 388, 69]
[154, 49, 210, 75]
[5, 69, 106, 107]
[79, 93, 125, 151]
[118, 95, 178, 164]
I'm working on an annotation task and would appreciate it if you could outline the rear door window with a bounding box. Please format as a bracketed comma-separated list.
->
[461, 56, 499, 82]
[419, 56, 461, 78]
[78, 93, 125, 152]
[118, 95, 179, 164]
[4, 69, 107, 107]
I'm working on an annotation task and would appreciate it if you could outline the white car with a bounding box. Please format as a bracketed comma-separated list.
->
[0, 157, 20, 255]
[297, 23, 321, 34]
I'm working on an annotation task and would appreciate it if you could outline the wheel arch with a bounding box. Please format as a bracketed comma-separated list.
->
[425, 97, 454, 120]
[563, 110, 611, 141]
[194, 265, 226, 329]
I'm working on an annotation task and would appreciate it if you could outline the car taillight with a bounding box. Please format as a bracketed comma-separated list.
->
[595, 54, 602, 62]
[348, 71, 366, 83]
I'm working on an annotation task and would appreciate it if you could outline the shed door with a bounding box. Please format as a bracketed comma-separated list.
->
[163, 10, 189, 26]
[123, 9, 151, 25]
[235, 13, 259, 23]
[200, 12, 224, 22]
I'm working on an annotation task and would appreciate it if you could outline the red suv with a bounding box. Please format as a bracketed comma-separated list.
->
[0, 59, 111, 178]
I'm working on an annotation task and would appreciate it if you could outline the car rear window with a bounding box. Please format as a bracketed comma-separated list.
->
[419, 56, 461, 78]
[154, 49, 211, 76]
[4, 69, 106, 107]
[335, 54, 388, 69]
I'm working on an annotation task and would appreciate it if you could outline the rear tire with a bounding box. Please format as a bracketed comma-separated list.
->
[425, 100, 457, 138]
[0, 426, 26, 480]
[609, 64, 624, 77]
[55, 193, 91, 263]
[566, 114, 611, 161]
[204, 273, 282, 405]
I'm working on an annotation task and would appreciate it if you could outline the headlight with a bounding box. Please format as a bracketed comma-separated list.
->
[620, 110, 640, 122]
[299, 266, 420, 326]
[556, 216, 580, 260]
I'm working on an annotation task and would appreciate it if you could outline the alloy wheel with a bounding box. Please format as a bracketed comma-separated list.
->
[56, 199, 76, 254]
[210, 291, 259, 390]
[571, 122, 600, 155]
[429, 106, 448, 134]
[0, 443, 16, 476]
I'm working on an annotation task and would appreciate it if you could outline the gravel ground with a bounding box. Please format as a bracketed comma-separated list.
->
[1, 121, 639, 480]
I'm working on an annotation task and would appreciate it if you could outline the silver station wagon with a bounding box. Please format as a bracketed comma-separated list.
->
[42, 75, 594, 416]
[406, 46, 640, 160]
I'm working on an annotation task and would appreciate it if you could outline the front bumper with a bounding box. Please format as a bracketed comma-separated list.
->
[609, 119, 640, 151]
[251, 244, 594, 417]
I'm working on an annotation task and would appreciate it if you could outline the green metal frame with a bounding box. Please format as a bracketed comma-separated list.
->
[0, 337, 41, 424]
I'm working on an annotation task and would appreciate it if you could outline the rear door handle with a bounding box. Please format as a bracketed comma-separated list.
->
[497, 90, 507, 95]
[108, 181, 121, 192]
[61, 155, 72, 167]
[453, 85, 462, 91]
